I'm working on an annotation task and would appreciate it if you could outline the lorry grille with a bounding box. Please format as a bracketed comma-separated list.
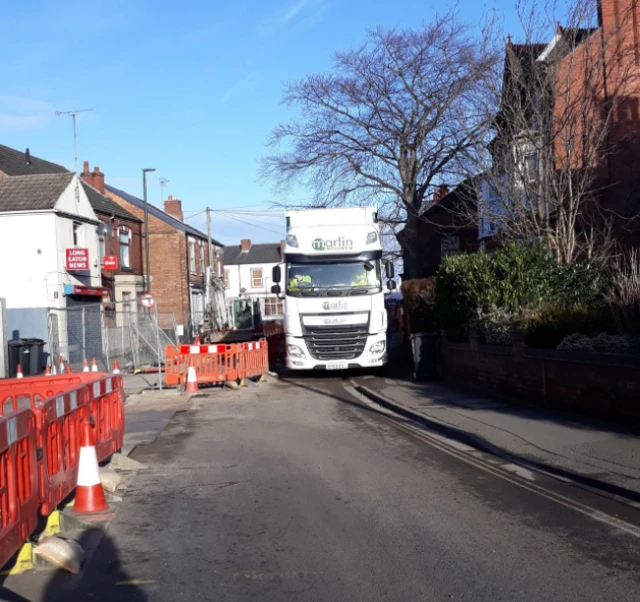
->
[303, 325, 368, 361]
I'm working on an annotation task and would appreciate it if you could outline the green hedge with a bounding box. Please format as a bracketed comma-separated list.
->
[435, 242, 603, 341]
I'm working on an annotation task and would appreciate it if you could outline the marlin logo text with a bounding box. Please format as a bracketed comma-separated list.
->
[312, 237, 353, 252]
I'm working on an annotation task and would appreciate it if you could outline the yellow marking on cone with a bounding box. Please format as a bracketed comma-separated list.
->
[1, 542, 34, 575]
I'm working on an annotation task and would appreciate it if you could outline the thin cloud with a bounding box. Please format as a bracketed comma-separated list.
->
[0, 96, 53, 132]
[220, 72, 261, 104]
[258, 0, 327, 35]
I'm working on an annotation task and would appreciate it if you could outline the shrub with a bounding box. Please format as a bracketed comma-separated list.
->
[522, 302, 617, 348]
[401, 278, 436, 333]
[435, 241, 603, 341]
[605, 248, 640, 335]
[557, 333, 640, 354]
[557, 333, 595, 351]
[473, 306, 520, 345]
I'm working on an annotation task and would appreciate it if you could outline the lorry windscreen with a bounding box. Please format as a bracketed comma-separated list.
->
[287, 260, 381, 294]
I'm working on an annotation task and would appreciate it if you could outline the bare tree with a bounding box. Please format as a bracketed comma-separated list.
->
[261, 9, 499, 278]
[473, 0, 640, 264]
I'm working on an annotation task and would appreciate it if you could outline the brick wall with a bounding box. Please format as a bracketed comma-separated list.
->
[440, 332, 640, 423]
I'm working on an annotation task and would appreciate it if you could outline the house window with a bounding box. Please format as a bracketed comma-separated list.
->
[224, 268, 230, 289]
[73, 222, 82, 246]
[524, 152, 538, 183]
[251, 268, 263, 288]
[264, 297, 284, 317]
[200, 242, 205, 275]
[122, 291, 132, 313]
[189, 239, 196, 273]
[119, 229, 131, 268]
[441, 235, 460, 259]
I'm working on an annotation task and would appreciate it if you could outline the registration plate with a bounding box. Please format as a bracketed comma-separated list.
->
[327, 361, 348, 370]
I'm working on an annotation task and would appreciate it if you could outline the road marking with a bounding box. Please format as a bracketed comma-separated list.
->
[116, 579, 156, 586]
[344, 380, 640, 539]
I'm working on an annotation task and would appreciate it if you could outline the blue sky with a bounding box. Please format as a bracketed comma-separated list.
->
[0, 0, 521, 244]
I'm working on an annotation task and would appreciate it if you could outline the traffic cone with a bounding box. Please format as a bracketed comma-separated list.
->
[74, 420, 108, 514]
[59, 356, 65, 374]
[16, 365, 24, 379]
[112, 360, 120, 375]
[91, 358, 98, 373]
[45, 365, 51, 376]
[186, 358, 199, 393]
[193, 335, 201, 345]
[66, 363, 73, 374]
[83, 358, 90, 373]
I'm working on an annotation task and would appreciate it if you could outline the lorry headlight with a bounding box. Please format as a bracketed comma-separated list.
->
[366, 231, 378, 244]
[287, 344, 305, 358]
[286, 234, 299, 248]
[369, 341, 386, 354]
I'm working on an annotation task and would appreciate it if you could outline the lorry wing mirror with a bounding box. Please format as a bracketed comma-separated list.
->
[271, 284, 281, 295]
[272, 265, 282, 283]
[385, 261, 395, 279]
[387, 279, 397, 291]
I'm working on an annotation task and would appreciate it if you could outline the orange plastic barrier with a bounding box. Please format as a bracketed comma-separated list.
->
[164, 340, 269, 386]
[0, 373, 124, 517]
[0, 407, 39, 571]
[243, 339, 268, 379]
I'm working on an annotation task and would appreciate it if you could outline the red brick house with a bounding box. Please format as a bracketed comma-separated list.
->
[412, 182, 481, 277]
[487, 0, 640, 251]
[104, 185, 223, 336]
[80, 162, 144, 305]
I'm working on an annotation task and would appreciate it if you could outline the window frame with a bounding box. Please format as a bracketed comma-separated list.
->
[119, 228, 131, 269]
[251, 268, 263, 289]
[189, 239, 197, 274]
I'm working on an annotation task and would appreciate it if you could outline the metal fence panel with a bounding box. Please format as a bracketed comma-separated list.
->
[47, 305, 177, 376]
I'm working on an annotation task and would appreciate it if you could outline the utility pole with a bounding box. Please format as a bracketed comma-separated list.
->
[142, 168, 156, 293]
[206, 207, 214, 274]
[55, 108, 93, 203]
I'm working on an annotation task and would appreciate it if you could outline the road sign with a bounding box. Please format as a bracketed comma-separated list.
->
[140, 293, 155, 309]
[103, 256, 118, 270]
[65, 248, 89, 271]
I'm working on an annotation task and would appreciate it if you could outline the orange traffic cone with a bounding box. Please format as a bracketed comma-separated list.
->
[193, 335, 201, 345]
[83, 358, 90, 373]
[66, 363, 73, 374]
[91, 358, 98, 373]
[186, 358, 199, 393]
[112, 360, 120, 375]
[16, 365, 24, 379]
[45, 365, 51, 376]
[74, 420, 108, 514]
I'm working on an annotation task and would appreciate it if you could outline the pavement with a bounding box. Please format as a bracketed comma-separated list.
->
[351, 370, 640, 503]
[2, 371, 640, 600]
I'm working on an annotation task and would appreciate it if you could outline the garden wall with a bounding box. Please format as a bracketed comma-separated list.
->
[440, 332, 640, 423]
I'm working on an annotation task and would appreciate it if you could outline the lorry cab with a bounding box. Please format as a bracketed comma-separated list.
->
[272, 207, 395, 371]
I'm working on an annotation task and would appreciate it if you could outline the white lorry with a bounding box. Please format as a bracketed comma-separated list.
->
[271, 207, 396, 371]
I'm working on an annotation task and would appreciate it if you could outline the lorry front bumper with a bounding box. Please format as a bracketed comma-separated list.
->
[285, 334, 387, 370]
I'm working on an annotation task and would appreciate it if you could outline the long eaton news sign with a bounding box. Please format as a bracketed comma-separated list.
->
[65, 248, 89, 271]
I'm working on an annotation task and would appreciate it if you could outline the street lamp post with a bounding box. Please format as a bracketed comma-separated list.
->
[142, 168, 156, 293]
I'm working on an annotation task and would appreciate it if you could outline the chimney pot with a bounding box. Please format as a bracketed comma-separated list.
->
[83, 161, 90, 174]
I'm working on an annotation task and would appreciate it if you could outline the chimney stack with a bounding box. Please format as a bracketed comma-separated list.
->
[80, 161, 105, 194]
[433, 184, 449, 203]
[164, 195, 184, 221]
[241, 239, 252, 252]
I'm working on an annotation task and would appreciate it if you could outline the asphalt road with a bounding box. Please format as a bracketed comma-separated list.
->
[8, 374, 640, 601]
